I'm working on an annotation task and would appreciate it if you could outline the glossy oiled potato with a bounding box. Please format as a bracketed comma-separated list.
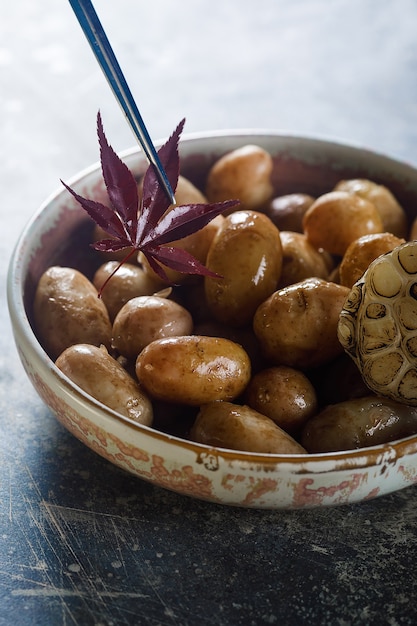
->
[34, 266, 112, 360]
[245, 366, 318, 434]
[334, 178, 408, 239]
[301, 396, 417, 453]
[303, 191, 383, 256]
[205, 210, 283, 326]
[339, 232, 405, 288]
[253, 278, 350, 369]
[194, 320, 265, 374]
[93, 261, 163, 321]
[205, 145, 274, 211]
[135, 335, 251, 405]
[278, 231, 330, 288]
[112, 295, 193, 359]
[264, 193, 315, 233]
[56, 343, 153, 426]
[190, 401, 307, 454]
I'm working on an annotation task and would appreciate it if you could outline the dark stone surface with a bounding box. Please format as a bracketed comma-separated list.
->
[2, 1, 417, 624]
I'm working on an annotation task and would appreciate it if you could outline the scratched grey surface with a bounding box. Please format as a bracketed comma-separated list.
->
[2, 1, 417, 624]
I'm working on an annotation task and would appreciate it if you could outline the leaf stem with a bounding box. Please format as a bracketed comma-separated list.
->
[97, 247, 138, 298]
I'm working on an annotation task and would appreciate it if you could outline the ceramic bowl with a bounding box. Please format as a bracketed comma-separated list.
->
[8, 131, 417, 509]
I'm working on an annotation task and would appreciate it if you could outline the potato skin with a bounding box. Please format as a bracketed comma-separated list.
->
[190, 401, 307, 454]
[278, 231, 330, 288]
[339, 232, 405, 288]
[205, 210, 283, 326]
[301, 396, 417, 453]
[245, 366, 318, 434]
[135, 335, 251, 405]
[34, 266, 112, 360]
[334, 178, 408, 239]
[205, 144, 274, 212]
[253, 278, 350, 369]
[112, 295, 193, 359]
[303, 191, 383, 256]
[264, 193, 315, 233]
[93, 261, 163, 321]
[56, 344, 153, 426]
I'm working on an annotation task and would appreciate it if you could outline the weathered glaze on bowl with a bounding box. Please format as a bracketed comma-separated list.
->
[8, 131, 417, 508]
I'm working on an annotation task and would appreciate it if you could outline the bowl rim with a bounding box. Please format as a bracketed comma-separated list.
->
[7, 129, 417, 473]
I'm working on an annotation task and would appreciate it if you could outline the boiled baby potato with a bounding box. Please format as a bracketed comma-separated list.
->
[194, 320, 265, 374]
[278, 231, 330, 288]
[264, 193, 315, 233]
[245, 365, 318, 434]
[334, 178, 408, 239]
[253, 278, 350, 369]
[93, 261, 163, 321]
[136, 335, 251, 405]
[34, 266, 112, 360]
[112, 295, 193, 359]
[205, 145, 274, 211]
[303, 191, 383, 256]
[301, 396, 417, 453]
[204, 210, 283, 326]
[190, 401, 307, 454]
[56, 343, 153, 426]
[339, 232, 405, 288]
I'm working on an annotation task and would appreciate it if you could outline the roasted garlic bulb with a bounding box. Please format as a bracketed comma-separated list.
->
[338, 241, 417, 405]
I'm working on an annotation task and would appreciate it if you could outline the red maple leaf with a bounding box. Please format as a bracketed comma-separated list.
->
[62, 112, 238, 292]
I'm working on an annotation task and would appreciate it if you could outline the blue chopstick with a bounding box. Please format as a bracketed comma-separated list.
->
[68, 0, 176, 204]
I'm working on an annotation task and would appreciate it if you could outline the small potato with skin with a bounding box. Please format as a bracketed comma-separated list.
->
[136, 335, 251, 405]
[264, 193, 315, 233]
[335, 178, 408, 239]
[303, 191, 383, 256]
[301, 396, 417, 453]
[194, 320, 265, 374]
[56, 343, 153, 426]
[190, 401, 307, 454]
[205, 145, 274, 212]
[205, 210, 283, 326]
[253, 278, 350, 369]
[93, 261, 163, 321]
[339, 232, 405, 288]
[112, 295, 193, 359]
[278, 231, 330, 288]
[34, 266, 112, 360]
[245, 366, 318, 434]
